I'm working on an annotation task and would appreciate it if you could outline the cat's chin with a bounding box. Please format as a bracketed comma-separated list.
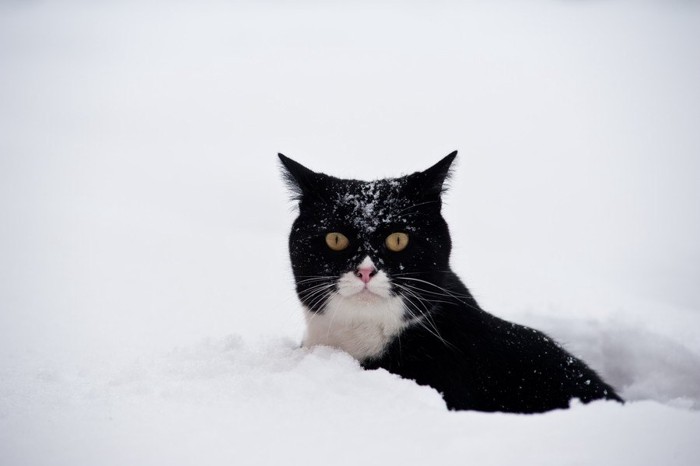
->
[346, 288, 388, 303]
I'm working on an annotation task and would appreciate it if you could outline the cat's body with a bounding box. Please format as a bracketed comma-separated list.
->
[280, 152, 622, 413]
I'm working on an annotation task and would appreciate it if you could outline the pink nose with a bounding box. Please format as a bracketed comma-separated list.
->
[356, 267, 376, 284]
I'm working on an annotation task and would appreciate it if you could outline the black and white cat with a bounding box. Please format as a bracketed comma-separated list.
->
[279, 151, 622, 413]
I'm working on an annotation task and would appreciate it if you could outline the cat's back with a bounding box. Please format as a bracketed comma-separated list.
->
[367, 292, 622, 412]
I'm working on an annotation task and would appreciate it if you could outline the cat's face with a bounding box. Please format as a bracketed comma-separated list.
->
[280, 152, 456, 321]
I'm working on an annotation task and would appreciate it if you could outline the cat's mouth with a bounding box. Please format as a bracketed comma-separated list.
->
[335, 258, 393, 300]
[337, 278, 392, 301]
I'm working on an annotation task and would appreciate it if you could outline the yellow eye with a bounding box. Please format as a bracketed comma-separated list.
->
[385, 232, 409, 252]
[325, 232, 350, 251]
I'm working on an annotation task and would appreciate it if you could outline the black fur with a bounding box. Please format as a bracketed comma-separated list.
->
[280, 152, 623, 413]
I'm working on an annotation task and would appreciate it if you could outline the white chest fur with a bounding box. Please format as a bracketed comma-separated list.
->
[302, 293, 407, 361]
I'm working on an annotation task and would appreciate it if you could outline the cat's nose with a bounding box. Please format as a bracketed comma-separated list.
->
[355, 266, 377, 284]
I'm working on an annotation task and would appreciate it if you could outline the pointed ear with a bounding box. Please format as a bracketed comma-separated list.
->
[278, 153, 319, 201]
[418, 150, 457, 196]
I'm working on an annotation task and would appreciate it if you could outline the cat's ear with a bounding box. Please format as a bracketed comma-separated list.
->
[418, 150, 457, 196]
[278, 153, 320, 201]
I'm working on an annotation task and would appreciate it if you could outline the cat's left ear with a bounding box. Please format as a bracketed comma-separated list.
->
[418, 150, 457, 196]
[278, 153, 320, 201]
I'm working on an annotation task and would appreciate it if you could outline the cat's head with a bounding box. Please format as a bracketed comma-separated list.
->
[280, 152, 456, 315]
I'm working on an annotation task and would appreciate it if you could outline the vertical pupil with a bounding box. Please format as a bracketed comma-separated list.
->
[335, 235, 339, 245]
[396, 236, 400, 245]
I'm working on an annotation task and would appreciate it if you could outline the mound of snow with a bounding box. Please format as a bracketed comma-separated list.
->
[1, 336, 700, 466]
[531, 315, 700, 409]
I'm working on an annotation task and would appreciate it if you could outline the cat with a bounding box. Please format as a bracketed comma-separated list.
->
[279, 151, 623, 413]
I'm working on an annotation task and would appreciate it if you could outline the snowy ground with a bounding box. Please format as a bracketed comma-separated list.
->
[1, 1, 700, 464]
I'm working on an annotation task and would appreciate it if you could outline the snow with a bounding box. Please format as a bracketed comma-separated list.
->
[1, 0, 700, 464]
[2, 337, 699, 466]
[337, 179, 411, 233]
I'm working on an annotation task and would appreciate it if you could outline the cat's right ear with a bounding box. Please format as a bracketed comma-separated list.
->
[278, 153, 319, 201]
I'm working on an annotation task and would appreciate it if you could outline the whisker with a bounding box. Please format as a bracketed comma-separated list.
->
[396, 200, 440, 215]
[394, 276, 472, 300]
[397, 281, 483, 313]
[395, 282, 464, 303]
[295, 276, 338, 285]
[295, 274, 340, 279]
[391, 270, 453, 276]
[394, 282, 449, 298]
[306, 287, 335, 313]
[396, 286, 446, 342]
[299, 285, 336, 313]
[303, 287, 331, 305]
[325, 291, 344, 340]
[298, 283, 336, 298]
[399, 293, 454, 350]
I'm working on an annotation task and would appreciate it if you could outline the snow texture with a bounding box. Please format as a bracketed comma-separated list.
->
[337, 179, 410, 233]
[1, 0, 700, 464]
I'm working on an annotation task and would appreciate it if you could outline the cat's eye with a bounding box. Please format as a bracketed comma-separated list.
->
[385, 232, 409, 252]
[325, 232, 350, 251]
